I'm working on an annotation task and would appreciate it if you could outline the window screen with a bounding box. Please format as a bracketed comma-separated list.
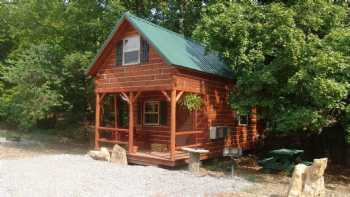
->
[144, 101, 159, 125]
[123, 36, 140, 65]
[124, 50, 139, 65]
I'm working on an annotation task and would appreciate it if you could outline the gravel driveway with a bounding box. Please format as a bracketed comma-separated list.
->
[0, 154, 251, 197]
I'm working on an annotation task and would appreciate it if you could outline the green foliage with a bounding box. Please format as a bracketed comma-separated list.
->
[0, 44, 63, 129]
[344, 105, 350, 144]
[0, 0, 213, 131]
[0, 0, 126, 130]
[0, 3, 14, 62]
[194, 1, 350, 134]
[346, 126, 350, 144]
[180, 93, 203, 111]
[1, 0, 347, 143]
[120, 0, 210, 37]
[61, 52, 94, 119]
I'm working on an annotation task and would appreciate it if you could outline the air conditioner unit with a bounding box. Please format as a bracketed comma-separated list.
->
[210, 126, 230, 139]
[210, 127, 217, 139]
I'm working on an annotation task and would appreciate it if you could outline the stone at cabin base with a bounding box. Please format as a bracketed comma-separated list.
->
[88, 147, 110, 161]
[110, 144, 128, 165]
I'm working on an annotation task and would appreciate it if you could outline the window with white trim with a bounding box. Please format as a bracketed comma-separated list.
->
[123, 35, 140, 65]
[144, 101, 160, 125]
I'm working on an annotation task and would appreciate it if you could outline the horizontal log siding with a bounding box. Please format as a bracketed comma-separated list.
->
[135, 92, 170, 146]
[174, 68, 258, 157]
[94, 23, 175, 93]
[134, 92, 198, 148]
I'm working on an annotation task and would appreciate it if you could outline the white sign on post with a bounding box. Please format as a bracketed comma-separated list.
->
[223, 147, 242, 157]
[223, 147, 242, 178]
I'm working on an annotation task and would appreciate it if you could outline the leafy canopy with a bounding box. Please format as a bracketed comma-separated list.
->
[194, 0, 350, 136]
[0, 0, 213, 129]
[0, 44, 63, 129]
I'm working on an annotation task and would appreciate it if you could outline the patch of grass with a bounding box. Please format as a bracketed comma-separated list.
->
[0, 129, 20, 139]
[243, 174, 257, 182]
[0, 121, 90, 145]
[202, 158, 232, 172]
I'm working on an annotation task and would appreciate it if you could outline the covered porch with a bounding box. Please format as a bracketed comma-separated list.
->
[94, 89, 206, 166]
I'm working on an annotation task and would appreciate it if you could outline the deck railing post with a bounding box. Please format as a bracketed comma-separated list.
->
[128, 92, 134, 153]
[95, 93, 101, 149]
[114, 94, 119, 140]
[170, 89, 176, 161]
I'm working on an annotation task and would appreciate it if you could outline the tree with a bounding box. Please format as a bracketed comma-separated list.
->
[120, 0, 211, 37]
[60, 51, 94, 123]
[194, 1, 350, 139]
[0, 3, 14, 62]
[0, 0, 215, 130]
[0, 44, 63, 129]
[0, 0, 126, 129]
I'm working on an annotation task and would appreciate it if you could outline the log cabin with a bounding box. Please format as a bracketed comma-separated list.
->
[87, 12, 259, 166]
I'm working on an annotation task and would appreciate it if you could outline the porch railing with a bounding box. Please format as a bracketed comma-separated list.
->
[175, 130, 204, 151]
[96, 126, 206, 159]
[97, 126, 129, 144]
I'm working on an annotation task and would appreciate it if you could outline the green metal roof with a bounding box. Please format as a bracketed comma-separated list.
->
[88, 12, 233, 79]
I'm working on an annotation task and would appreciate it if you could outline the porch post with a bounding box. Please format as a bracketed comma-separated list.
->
[95, 93, 101, 149]
[170, 89, 176, 161]
[114, 94, 118, 128]
[128, 92, 134, 153]
[114, 94, 119, 140]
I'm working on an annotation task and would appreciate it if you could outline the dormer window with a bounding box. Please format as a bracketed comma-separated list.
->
[123, 35, 140, 65]
[115, 35, 149, 66]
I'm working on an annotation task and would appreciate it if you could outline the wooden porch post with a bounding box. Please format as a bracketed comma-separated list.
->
[128, 92, 134, 153]
[114, 94, 119, 140]
[95, 93, 101, 149]
[170, 89, 176, 161]
[114, 94, 118, 128]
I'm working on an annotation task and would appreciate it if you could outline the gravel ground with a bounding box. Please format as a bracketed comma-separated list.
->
[0, 154, 251, 197]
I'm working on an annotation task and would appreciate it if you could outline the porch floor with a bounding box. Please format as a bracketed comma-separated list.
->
[127, 150, 190, 167]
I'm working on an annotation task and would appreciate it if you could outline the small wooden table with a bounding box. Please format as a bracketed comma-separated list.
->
[181, 147, 209, 173]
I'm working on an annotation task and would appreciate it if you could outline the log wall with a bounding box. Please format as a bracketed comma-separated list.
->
[93, 21, 175, 93]
[174, 68, 258, 157]
[92, 20, 258, 160]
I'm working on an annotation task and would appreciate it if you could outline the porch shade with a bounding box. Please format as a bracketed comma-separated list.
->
[159, 101, 167, 125]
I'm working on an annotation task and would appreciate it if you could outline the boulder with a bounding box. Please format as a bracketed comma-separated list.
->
[287, 158, 328, 197]
[110, 144, 128, 165]
[88, 147, 110, 161]
[287, 164, 308, 197]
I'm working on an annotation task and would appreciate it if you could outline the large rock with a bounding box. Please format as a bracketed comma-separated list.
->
[287, 158, 328, 197]
[287, 164, 308, 197]
[110, 144, 127, 165]
[88, 147, 110, 161]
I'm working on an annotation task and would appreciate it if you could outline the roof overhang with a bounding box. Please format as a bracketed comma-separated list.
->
[86, 14, 127, 76]
[86, 12, 233, 80]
